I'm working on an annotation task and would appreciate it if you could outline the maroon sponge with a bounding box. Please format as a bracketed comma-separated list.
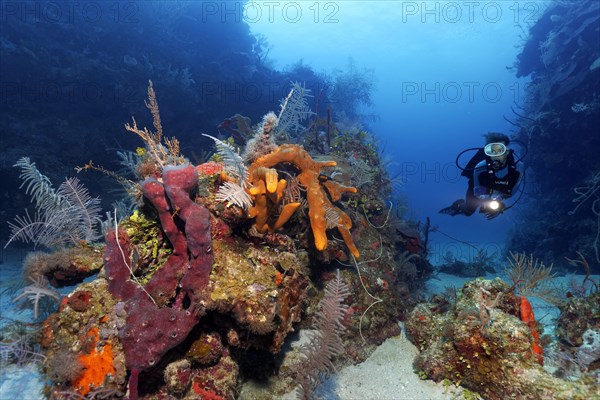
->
[104, 164, 213, 399]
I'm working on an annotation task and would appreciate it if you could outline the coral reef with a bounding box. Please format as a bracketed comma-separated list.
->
[437, 249, 497, 277]
[577, 329, 600, 370]
[208, 239, 309, 354]
[406, 278, 599, 399]
[22, 243, 104, 287]
[42, 279, 126, 398]
[556, 291, 600, 347]
[549, 290, 600, 382]
[5, 83, 429, 399]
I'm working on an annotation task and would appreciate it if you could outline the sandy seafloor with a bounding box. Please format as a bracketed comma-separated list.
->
[1, 249, 47, 399]
[0, 248, 596, 400]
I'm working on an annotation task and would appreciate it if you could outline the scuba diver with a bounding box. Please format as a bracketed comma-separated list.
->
[439, 133, 522, 220]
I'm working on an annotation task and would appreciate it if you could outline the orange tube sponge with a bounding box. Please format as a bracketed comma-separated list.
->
[247, 144, 359, 258]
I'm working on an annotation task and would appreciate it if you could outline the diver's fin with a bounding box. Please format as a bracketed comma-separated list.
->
[439, 199, 465, 216]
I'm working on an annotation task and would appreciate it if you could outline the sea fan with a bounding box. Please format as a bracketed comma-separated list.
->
[295, 269, 350, 400]
[0, 326, 46, 367]
[349, 157, 375, 188]
[6, 157, 102, 249]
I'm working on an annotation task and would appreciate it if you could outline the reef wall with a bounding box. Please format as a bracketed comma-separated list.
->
[509, 0, 600, 269]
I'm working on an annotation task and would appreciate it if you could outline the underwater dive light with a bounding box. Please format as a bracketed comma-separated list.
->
[488, 200, 501, 210]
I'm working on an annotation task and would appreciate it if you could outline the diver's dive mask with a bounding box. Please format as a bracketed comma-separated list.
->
[484, 142, 508, 169]
[484, 142, 507, 157]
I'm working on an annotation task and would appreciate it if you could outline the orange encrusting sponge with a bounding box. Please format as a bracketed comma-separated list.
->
[72, 327, 116, 395]
[519, 296, 544, 365]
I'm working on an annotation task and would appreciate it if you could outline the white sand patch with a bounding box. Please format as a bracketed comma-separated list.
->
[314, 335, 463, 400]
[0, 364, 45, 400]
[0, 250, 45, 400]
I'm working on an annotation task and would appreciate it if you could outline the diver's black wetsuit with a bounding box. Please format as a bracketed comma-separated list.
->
[461, 159, 519, 215]
[441, 150, 520, 217]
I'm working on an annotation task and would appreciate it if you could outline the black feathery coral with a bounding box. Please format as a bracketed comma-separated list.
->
[276, 82, 314, 138]
[14, 156, 62, 211]
[202, 134, 253, 210]
[296, 269, 350, 400]
[6, 157, 102, 249]
[202, 133, 248, 186]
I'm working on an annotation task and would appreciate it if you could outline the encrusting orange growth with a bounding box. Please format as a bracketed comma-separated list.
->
[73, 327, 115, 395]
[519, 296, 544, 365]
[247, 144, 360, 258]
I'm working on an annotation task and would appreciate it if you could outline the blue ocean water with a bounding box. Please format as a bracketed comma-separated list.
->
[247, 1, 534, 262]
